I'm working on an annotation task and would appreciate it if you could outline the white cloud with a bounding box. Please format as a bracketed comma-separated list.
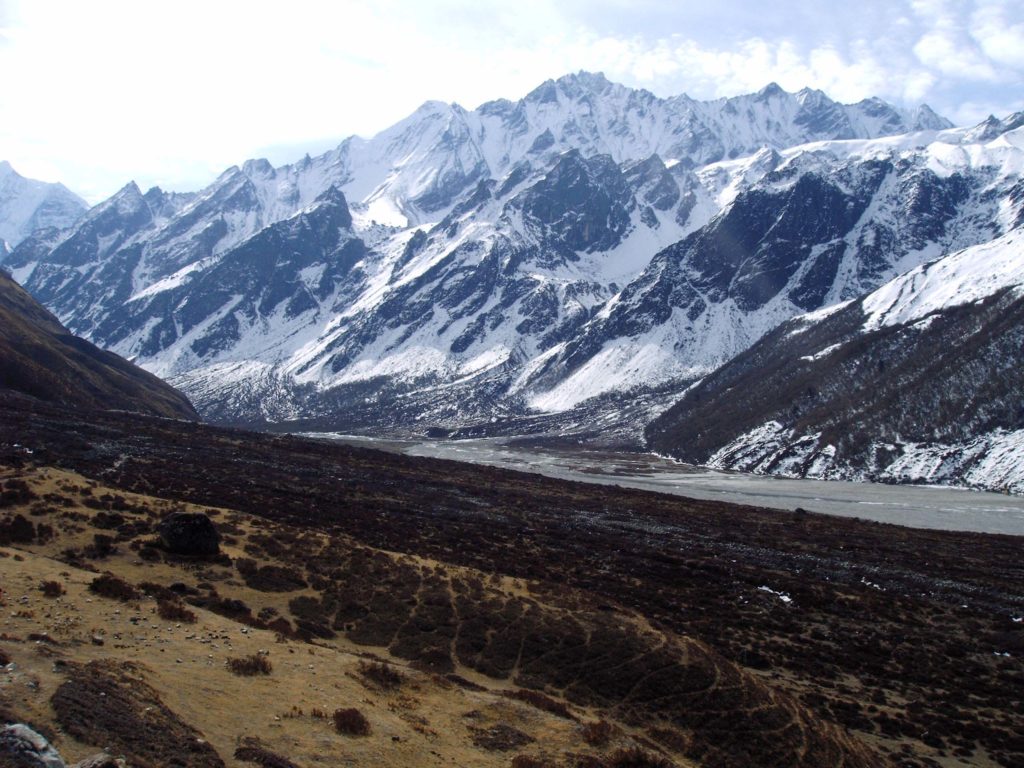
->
[0, 0, 1021, 202]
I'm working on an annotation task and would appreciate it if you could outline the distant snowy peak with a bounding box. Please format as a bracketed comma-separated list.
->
[0, 161, 88, 250]
[297, 72, 954, 228]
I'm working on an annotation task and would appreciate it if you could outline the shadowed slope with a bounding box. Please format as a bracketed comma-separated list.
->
[0, 269, 196, 419]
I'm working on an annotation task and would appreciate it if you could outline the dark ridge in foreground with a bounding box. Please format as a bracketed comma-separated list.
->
[2, 393, 1023, 767]
[0, 269, 197, 420]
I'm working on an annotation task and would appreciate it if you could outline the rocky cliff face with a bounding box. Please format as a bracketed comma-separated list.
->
[12, 73, 1011, 439]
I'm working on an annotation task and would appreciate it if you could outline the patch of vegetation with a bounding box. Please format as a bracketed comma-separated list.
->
[580, 720, 614, 747]
[511, 756, 555, 768]
[604, 747, 675, 768]
[332, 707, 370, 736]
[227, 654, 272, 676]
[470, 723, 535, 752]
[0, 513, 36, 544]
[51, 660, 225, 767]
[234, 738, 300, 768]
[39, 580, 65, 598]
[505, 688, 576, 720]
[88, 572, 141, 602]
[357, 659, 406, 690]
[157, 598, 197, 623]
[235, 558, 308, 592]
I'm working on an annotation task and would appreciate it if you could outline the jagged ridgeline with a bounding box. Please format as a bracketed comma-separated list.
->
[12, 72, 995, 436]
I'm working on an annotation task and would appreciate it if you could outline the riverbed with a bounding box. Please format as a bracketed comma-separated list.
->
[312, 434, 1024, 536]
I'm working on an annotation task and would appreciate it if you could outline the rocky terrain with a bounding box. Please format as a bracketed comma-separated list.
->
[646, 230, 1024, 493]
[7, 74, 984, 436]
[1, 393, 1022, 768]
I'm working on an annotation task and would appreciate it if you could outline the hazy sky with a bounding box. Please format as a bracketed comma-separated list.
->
[2, 0, 1022, 203]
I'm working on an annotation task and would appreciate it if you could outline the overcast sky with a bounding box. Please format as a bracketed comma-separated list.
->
[2, 0, 1022, 203]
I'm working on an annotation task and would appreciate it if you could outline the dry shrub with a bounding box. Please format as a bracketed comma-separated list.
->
[40, 580, 65, 598]
[0, 647, 9, 666]
[227, 654, 272, 676]
[51, 659, 225, 767]
[604, 746, 675, 768]
[512, 756, 555, 768]
[505, 688, 575, 720]
[234, 738, 300, 768]
[358, 660, 406, 690]
[88, 572, 140, 602]
[333, 707, 371, 736]
[470, 723, 535, 752]
[157, 598, 197, 623]
[580, 720, 614, 747]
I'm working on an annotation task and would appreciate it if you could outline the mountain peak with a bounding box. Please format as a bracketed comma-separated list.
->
[758, 82, 787, 99]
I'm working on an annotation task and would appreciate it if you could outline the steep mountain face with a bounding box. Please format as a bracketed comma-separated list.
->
[0, 267, 197, 419]
[646, 230, 1024, 493]
[0, 161, 87, 251]
[6, 73, 973, 433]
[525, 118, 1024, 411]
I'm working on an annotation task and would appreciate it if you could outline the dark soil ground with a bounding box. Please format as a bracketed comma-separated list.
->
[1, 391, 1022, 768]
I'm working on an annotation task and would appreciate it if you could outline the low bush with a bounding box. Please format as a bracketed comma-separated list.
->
[332, 707, 370, 736]
[88, 573, 140, 602]
[604, 746, 675, 768]
[157, 598, 197, 623]
[358, 660, 406, 690]
[505, 688, 575, 720]
[234, 740, 300, 768]
[580, 720, 614, 747]
[39, 580, 65, 598]
[227, 654, 272, 676]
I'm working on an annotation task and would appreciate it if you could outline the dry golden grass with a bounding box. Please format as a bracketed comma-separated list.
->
[0, 465, 674, 768]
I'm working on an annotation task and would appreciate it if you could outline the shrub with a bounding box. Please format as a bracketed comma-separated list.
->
[0, 647, 9, 666]
[580, 720, 614, 747]
[358, 660, 406, 690]
[234, 740, 300, 768]
[88, 573, 140, 602]
[604, 747, 675, 768]
[227, 654, 272, 676]
[0, 513, 35, 545]
[505, 688, 575, 720]
[157, 599, 197, 623]
[332, 707, 371, 736]
[40, 580, 65, 598]
[512, 756, 554, 768]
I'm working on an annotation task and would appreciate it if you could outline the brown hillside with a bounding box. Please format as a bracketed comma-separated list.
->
[0, 269, 196, 419]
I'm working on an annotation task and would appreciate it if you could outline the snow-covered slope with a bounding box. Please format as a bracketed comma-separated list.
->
[0, 162, 87, 252]
[647, 229, 1024, 494]
[7, 73, 981, 436]
[524, 114, 1024, 410]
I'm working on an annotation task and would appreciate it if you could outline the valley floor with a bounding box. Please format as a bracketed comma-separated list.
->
[313, 434, 1024, 535]
[2, 393, 1022, 768]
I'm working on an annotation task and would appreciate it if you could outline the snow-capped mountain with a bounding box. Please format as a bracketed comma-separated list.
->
[525, 114, 1024, 411]
[7, 72, 990, 436]
[0, 161, 87, 252]
[646, 229, 1024, 494]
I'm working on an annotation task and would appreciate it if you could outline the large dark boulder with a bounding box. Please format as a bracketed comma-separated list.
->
[157, 512, 220, 557]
